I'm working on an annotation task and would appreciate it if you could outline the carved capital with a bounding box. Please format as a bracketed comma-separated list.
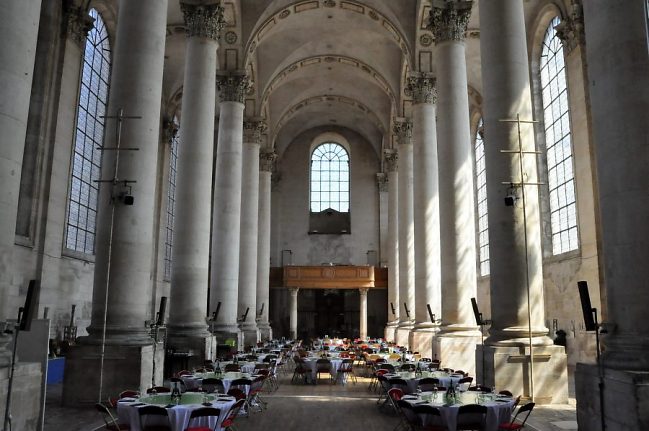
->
[393, 118, 412, 145]
[407, 73, 437, 105]
[243, 118, 267, 144]
[376, 173, 388, 192]
[162, 119, 179, 144]
[259, 149, 278, 172]
[181, 2, 224, 41]
[383, 149, 399, 172]
[555, 3, 585, 54]
[216, 72, 252, 103]
[65, 6, 95, 48]
[428, 0, 473, 43]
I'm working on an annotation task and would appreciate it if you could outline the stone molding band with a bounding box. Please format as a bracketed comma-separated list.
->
[181, 2, 225, 41]
[428, 0, 473, 43]
[407, 73, 437, 105]
[216, 72, 252, 103]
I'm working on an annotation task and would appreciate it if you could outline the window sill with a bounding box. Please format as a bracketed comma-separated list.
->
[61, 248, 96, 264]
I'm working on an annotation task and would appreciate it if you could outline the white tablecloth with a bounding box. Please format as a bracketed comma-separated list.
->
[117, 393, 236, 431]
[385, 371, 463, 394]
[403, 391, 515, 431]
[301, 357, 344, 381]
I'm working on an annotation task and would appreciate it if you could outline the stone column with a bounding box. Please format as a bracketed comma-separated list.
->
[257, 149, 276, 341]
[167, 1, 223, 350]
[377, 172, 388, 266]
[429, 1, 481, 376]
[65, 0, 168, 403]
[359, 288, 369, 340]
[479, 0, 566, 403]
[384, 150, 399, 342]
[395, 118, 415, 348]
[237, 119, 266, 347]
[289, 288, 299, 340]
[0, 0, 42, 332]
[209, 72, 251, 343]
[576, 2, 649, 429]
[407, 73, 441, 356]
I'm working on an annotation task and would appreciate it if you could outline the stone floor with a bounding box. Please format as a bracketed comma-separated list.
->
[43, 365, 579, 430]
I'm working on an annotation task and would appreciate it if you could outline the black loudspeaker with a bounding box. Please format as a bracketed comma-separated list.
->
[258, 303, 265, 316]
[578, 281, 597, 331]
[426, 304, 435, 323]
[156, 296, 167, 326]
[242, 307, 250, 321]
[212, 301, 222, 321]
[390, 302, 395, 316]
[20, 280, 40, 331]
[471, 297, 483, 326]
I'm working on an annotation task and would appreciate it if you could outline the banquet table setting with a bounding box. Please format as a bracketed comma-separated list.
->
[384, 370, 465, 394]
[116, 392, 237, 431]
[401, 390, 516, 431]
[181, 371, 256, 394]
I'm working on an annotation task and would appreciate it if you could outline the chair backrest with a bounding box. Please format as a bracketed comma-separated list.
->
[119, 389, 139, 399]
[224, 363, 240, 372]
[138, 405, 170, 430]
[189, 406, 221, 419]
[499, 390, 513, 397]
[224, 399, 245, 422]
[417, 377, 439, 391]
[387, 387, 404, 401]
[400, 363, 416, 372]
[456, 404, 487, 429]
[146, 385, 170, 394]
[227, 387, 246, 401]
[459, 376, 474, 384]
[396, 400, 419, 426]
[202, 378, 224, 393]
[468, 385, 492, 392]
[512, 402, 535, 426]
[378, 363, 395, 373]
[230, 378, 252, 389]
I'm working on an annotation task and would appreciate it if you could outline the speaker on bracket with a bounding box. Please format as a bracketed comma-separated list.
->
[20, 280, 41, 331]
[577, 281, 597, 331]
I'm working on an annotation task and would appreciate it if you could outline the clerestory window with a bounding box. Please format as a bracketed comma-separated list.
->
[310, 142, 350, 213]
[474, 118, 490, 276]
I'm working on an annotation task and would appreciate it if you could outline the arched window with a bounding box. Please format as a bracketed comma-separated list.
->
[164, 123, 179, 281]
[474, 119, 490, 276]
[540, 16, 578, 254]
[310, 143, 350, 212]
[65, 9, 111, 254]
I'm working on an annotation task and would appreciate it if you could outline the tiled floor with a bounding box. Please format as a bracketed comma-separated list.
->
[43, 365, 578, 430]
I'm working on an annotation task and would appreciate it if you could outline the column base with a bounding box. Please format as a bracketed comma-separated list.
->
[384, 321, 399, 343]
[238, 323, 259, 350]
[433, 331, 482, 377]
[62, 343, 164, 406]
[576, 362, 649, 430]
[0, 362, 42, 430]
[476, 344, 568, 404]
[257, 322, 272, 342]
[210, 323, 241, 351]
[409, 325, 438, 358]
[396, 324, 414, 349]
[166, 333, 212, 372]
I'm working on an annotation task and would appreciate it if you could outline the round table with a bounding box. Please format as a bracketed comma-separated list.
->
[402, 391, 516, 431]
[301, 357, 344, 382]
[181, 371, 254, 394]
[385, 371, 464, 394]
[117, 393, 236, 431]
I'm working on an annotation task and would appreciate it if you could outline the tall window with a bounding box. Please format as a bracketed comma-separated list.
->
[164, 125, 179, 281]
[65, 9, 111, 254]
[540, 16, 578, 254]
[310, 143, 350, 212]
[474, 119, 490, 276]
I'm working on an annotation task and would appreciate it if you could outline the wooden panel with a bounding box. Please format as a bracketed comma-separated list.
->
[282, 265, 377, 289]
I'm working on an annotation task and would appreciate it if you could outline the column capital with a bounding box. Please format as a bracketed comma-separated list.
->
[243, 118, 267, 144]
[428, 0, 473, 43]
[259, 148, 277, 172]
[64, 6, 95, 48]
[288, 287, 300, 295]
[162, 118, 179, 144]
[359, 287, 370, 295]
[393, 118, 413, 145]
[383, 149, 399, 172]
[216, 72, 252, 103]
[376, 173, 388, 192]
[180, 2, 225, 41]
[406, 72, 437, 105]
[555, 3, 585, 54]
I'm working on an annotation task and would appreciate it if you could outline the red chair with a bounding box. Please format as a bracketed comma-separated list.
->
[95, 403, 131, 430]
[184, 407, 221, 431]
[498, 402, 535, 430]
[227, 387, 246, 401]
[221, 399, 245, 431]
[387, 387, 404, 414]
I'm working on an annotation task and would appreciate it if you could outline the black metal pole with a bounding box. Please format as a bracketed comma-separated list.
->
[594, 308, 605, 431]
[3, 322, 20, 431]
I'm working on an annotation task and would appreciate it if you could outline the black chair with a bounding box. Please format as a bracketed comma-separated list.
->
[388, 377, 409, 394]
[185, 407, 221, 431]
[456, 404, 487, 431]
[377, 363, 395, 373]
[400, 363, 416, 372]
[201, 377, 224, 394]
[315, 358, 333, 382]
[413, 404, 448, 431]
[291, 358, 309, 384]
[468, 384, 492, 393]
[417, 377, 440, 392]
[396, 400, 420, 430]
[138, 405, 172, 431]
[498, 402, 535, 430]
